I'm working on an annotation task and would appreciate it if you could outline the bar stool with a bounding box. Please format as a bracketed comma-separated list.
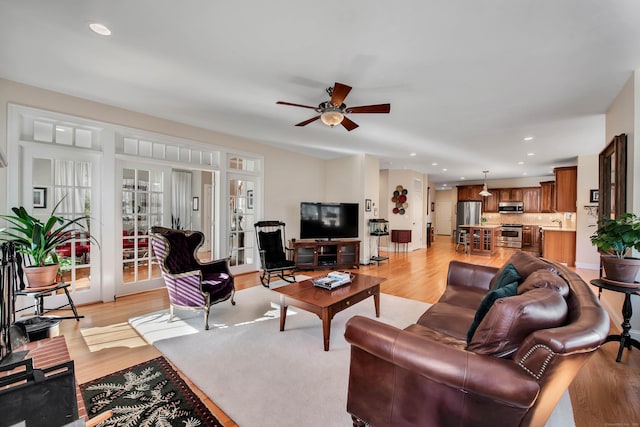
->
[455, 229, 469, 253]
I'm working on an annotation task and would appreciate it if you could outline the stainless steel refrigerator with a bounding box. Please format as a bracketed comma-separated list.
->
[456, 201, 482, 228]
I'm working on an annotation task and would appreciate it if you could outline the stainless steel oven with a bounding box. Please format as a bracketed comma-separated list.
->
[497, 224, 523, 248]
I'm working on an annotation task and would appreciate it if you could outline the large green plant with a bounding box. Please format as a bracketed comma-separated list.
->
[590, 213, 640, 259]
[0, 201, 96, 267]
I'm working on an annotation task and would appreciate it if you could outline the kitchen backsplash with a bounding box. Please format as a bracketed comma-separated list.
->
[483, 212, 576, 228]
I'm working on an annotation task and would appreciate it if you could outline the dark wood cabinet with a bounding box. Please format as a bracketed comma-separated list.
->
[483, 192, 498, 212]
[555, 166, 577, 212]
[499, 188, 523, 202]
[292, 240, 360, 270]
[522, 225, 540, 255]
[540, 181, 556, 212]
[457, 185, 483, 201]
[522, 187, 541, 213]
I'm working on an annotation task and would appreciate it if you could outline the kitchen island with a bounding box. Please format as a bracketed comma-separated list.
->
[541, 226, 576, 267]
[460, 224, 501, 256]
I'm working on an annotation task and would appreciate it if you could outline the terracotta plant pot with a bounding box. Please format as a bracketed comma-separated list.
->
[601, 255, 640, 284]
[23, 264, 59, 288]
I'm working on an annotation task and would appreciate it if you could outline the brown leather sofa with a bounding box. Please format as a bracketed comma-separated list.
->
[344, 252, 609, 427]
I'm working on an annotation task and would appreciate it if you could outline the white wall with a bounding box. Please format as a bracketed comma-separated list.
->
[575, 154, 600, 269]
[383, 169, 426, 251]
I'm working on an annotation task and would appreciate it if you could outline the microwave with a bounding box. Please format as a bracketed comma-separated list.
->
[498, 201, 524, 214]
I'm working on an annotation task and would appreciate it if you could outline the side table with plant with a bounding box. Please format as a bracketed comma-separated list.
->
[590, 212, 640, 285]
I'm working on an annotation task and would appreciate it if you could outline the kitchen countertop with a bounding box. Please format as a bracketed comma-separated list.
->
[460, 224, 501, 228]
[540, 226, 576, 232]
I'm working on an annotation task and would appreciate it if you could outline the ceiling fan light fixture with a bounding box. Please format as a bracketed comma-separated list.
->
[320, 110, 344, 127]
[479, 170, 492, 197]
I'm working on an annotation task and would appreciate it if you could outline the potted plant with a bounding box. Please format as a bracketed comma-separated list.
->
[0, 201, 96, 288]
[590, 213, 640, 284]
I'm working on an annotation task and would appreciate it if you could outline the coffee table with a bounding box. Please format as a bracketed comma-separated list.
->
[272, 273, 384, 351]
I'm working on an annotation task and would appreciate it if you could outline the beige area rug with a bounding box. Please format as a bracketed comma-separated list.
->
[129, 282, 574, 427]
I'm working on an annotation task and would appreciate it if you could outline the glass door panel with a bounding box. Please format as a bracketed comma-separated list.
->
[117, 161, 169, 296]
[228, 175, 256, 274]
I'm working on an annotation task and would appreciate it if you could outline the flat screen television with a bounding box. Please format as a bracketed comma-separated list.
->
[300, 202, 359, 240]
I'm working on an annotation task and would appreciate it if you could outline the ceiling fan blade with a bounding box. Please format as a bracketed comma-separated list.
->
[277, 101, 318, 109]
[330, 82, 352, 107]
[345, 103, 391, 114]
[295, 116, 321, 127]
[341, 116, 359, 131]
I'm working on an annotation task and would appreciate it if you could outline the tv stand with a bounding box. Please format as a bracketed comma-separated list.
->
[292, 240, 360, 270]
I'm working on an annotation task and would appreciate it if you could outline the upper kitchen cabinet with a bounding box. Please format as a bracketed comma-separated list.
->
[499, 188, 523, 202]
[554, 166, 577, 212]
[522, 187, 541, 213]
[540, 181, 556, 213]
[483, 191, 498, 212]
[457, 185, 483, 201]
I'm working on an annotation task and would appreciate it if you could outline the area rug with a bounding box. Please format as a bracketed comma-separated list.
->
[130, 285, 574, 427]
[80, 356, 223, 427]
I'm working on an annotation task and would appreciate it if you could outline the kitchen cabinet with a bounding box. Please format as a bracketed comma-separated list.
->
[483, 192, 498, 212]
[522, 187, 541, 213]
[499, 188, 523, 202]
[522, 225, 540, 255]
[467, 225, 500, 256]
[542, 229, 576, 267]
[457, 185, 483, 201]
[555, 166, 577, 212]
[540, 181, 556, 212]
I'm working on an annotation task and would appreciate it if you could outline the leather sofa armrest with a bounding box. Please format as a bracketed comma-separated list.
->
[345, 316, 539, 408]
[446, 260, 498, 291]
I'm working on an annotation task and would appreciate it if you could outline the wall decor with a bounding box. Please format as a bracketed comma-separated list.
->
[33, 187, 47, 208]
[589, 189, 599, 203]
[391, 185, 408, 215]
[365, 199, 372, 212]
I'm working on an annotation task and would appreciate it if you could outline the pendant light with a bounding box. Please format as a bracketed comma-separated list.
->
[479, 170, 492, 197]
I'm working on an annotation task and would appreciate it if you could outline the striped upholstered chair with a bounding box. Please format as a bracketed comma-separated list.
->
[150, 226, 235, 330]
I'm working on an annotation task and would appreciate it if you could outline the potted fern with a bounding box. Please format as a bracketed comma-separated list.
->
[590, 213, 640, 285]
[0, 201, 96, 287]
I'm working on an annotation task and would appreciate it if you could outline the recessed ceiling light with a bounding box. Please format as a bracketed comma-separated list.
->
[523, 136, 534, 141]
[443, 184, 447, 187]
[89, 22, 111, 36]
[409, 152, 416, 157]
[522, 172, 528, 175]
[527, 152, 535, 156]
[517, 161, 524, 165]
[442, 168, 447, 172]
[431, 162, 438, 166]
[460, 177, 465, 180]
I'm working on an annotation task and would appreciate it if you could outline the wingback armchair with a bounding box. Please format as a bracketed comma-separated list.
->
[150, 226, 235, 330]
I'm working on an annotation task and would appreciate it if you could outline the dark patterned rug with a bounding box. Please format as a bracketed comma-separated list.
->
[81, 356, 223, 427]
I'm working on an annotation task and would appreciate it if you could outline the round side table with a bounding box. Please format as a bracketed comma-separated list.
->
[590, 279, 640, 362]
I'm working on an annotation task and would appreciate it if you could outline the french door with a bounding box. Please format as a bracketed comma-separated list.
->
[21, 144, 102, 305]
[116, 160, 170, 296]
[227, 173, 257, 274]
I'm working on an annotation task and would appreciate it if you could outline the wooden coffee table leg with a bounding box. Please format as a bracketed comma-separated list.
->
[280, 299, 288, 332]
[374, 292, 380, 317]
[322, 309, 331, 351]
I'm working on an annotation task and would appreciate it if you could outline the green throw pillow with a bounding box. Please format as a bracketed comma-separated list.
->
[491, 263, 521, 290]
[467, 281, 519, 344]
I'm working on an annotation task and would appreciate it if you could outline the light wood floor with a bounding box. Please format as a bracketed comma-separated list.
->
[52, 236, 639, 426]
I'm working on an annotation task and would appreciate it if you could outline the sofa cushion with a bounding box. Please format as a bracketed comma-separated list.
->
[489, 251, 557, 288]
[417, 303, 477, 341]
[490, 263, 521, 290]
[467, 288, 568, 357]
[518, 269, 569, 298]
[466, 281, 519, 344]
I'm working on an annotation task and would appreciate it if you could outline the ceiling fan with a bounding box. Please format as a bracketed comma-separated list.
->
[276, 82, 390, 131]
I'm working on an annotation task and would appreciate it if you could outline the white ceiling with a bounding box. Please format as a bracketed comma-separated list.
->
[2, 1, 640, 188]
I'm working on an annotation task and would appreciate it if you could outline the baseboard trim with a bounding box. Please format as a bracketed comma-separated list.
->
[575, 262, 599, 270]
